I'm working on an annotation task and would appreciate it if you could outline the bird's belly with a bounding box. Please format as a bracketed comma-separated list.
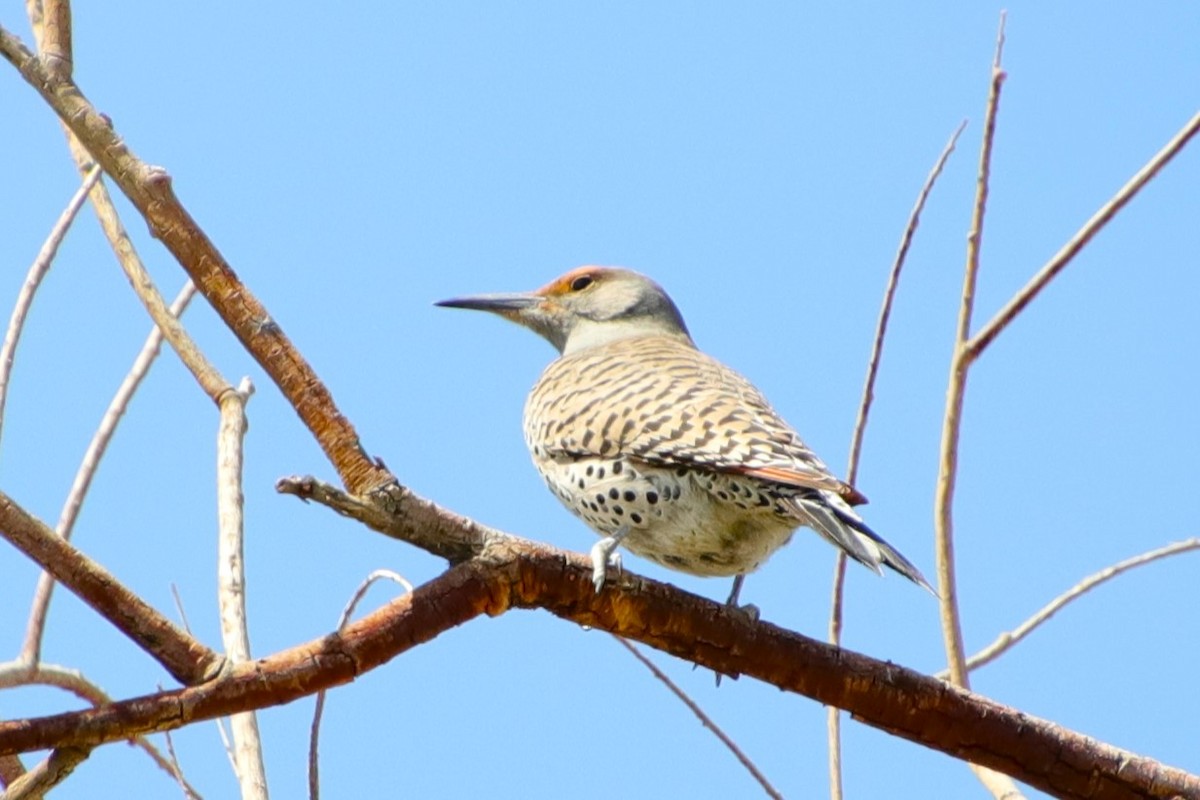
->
[535, 456, 796, 577]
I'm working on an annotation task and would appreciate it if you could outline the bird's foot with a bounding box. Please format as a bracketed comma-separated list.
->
[723, 574, 760, 621]
[590, 526, 630, 593]
[714, 575, 757, 686]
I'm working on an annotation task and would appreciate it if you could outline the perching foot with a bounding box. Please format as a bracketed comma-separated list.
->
[589, 526, 630, 592]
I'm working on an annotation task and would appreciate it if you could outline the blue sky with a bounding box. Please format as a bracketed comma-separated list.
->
[3, 3, 1198, 798]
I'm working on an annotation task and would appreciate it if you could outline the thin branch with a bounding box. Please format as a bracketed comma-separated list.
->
[162, 727, 202, 800]
[107, 216, 231, 404]
[965, 108, 1200, 361]
[827, 120, 967, 800]
[947, 538, 1200, 677]
[0, 164, 101, 448]
[216, 377, 267, 800]
[936, 11, 1006, 692]
[933, 16, 1023, 800]
[613, 636, 782, 800]
[309, 570, 413, 800]
[0, 490, 223, 685]
[20, 281, 196, 664]
[843, 120, 969, 490]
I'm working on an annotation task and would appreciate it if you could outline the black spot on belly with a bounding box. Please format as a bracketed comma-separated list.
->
[612, 461, 623, 475]
[646, 491, 659, 504]
[661, 554, 688, 567]
[623, 490, 636, 502]
[612, 506, 624, 516]
[586, 465, 594, 477]
[630, 513, 642, 524]
[609, 488, 620, 500]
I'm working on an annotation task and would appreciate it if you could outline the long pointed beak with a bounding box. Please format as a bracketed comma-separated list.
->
[434, 292, 541, 313]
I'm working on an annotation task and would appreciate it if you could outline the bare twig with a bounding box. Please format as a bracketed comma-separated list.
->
[309, 570, 413, 800]
[966, 108, 1200, 361]
[0, 490, 223, 685]
[162, 727, 202, 800]
[216, 377, 267, 799]
[613, 636, 782, 799]
[933, 15, 1024, 800]
[0, 164, 101, 448]
[946, 538, 1200, 677]
[937, 11, 1006, 692]
[844, 121, 969, 489]
[825, 120, 968, 800]
[21, 281, 196, 664]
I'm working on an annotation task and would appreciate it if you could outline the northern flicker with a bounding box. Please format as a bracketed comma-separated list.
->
[437, 266, 931, 599]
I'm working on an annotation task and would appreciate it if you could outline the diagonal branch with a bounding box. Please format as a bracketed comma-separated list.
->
[965, 108, 1200, 362]
[613, 636, 782, 800]
[950, 538, 1200, 676]
[0, 490, 222, 685]
[0, 24, 389, 496]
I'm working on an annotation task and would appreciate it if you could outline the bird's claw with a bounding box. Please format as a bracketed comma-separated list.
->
[590, 526, 630, 592]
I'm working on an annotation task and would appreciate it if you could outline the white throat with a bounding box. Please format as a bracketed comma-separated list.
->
[561, 317, 691, 355]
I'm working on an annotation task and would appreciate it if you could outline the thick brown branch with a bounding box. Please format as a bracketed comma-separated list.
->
[0, 25, 389, 496]
[0, 547, 1194, 800]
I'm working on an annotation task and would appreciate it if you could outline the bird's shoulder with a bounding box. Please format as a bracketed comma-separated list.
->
[524, 336, 861, 500]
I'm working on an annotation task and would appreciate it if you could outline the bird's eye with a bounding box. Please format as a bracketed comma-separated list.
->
[570, 275, 594, 292]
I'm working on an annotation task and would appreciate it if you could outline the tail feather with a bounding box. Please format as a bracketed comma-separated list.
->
[791, 490, 935, 594]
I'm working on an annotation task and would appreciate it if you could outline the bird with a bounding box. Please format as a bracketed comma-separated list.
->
[436, 266, 931, 603]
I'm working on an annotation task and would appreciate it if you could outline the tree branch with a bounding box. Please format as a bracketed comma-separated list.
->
[0, 491, 223, 685]
[965, 108, 1200, 362]
[0, 23, 389, 496]
[0, 543, 1195, 800]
